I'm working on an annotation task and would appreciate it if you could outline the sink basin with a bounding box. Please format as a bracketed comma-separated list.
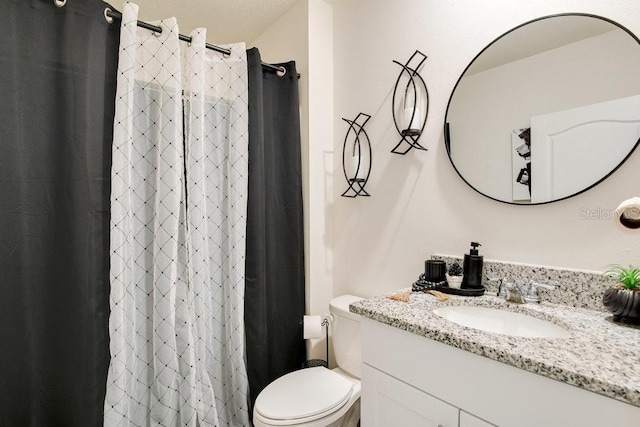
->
[432, 306, 570, 338]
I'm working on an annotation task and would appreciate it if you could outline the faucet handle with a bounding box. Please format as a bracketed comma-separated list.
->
[529, 281, 555, 291]
[525, 281, 555, 303]
[488, 277, 504, 297]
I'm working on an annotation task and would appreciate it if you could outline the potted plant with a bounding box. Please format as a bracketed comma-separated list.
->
[446, 262, 463, 289]
[602, 264, 640, 322]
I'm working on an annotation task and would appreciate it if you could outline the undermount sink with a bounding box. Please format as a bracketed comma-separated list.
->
[432, 306, 570, 338]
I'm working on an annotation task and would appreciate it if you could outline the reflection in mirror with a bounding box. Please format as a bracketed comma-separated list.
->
[445, 14, 640, 204]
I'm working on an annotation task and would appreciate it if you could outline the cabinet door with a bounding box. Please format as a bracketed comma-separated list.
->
[362, 364, 459, 427]
[460, 411, 496, 427]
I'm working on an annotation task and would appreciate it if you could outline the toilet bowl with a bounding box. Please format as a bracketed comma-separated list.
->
[253, 295, 363, 427]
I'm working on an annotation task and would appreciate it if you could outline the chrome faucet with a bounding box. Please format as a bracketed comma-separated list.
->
[489, 278, 555, 304]
[489, 277, 525, 303]
[505, 282, 526, 304]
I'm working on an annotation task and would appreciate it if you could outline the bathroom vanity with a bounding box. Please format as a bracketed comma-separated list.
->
[351, 294, 640, 427]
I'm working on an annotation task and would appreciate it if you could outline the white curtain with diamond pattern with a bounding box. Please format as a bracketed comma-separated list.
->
[104, 3, 250, 426]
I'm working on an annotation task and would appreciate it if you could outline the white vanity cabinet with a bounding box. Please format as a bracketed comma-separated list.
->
[362, 364, 494, 427]
[361, 317, 640, 427]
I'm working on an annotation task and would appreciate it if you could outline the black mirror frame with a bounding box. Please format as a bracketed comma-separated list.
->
[444, 13, 640, 205]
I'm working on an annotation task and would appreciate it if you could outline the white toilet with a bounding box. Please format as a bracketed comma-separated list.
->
[253, 295, 363, 427]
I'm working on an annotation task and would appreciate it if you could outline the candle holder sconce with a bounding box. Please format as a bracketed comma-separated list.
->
[341, 113, 372, 198]
[391, 50, 429, 155]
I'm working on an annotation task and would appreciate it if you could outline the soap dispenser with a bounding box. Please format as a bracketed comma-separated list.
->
[461, 242, 484, 289]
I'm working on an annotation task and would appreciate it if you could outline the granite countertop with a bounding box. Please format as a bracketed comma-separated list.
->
[350, 291, 640, 407]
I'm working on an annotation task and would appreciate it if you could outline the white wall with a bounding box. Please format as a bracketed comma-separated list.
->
[332, 0, 640, 300]
[252, 0, 640, 358]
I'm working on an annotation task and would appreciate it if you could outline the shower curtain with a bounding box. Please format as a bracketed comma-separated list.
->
[104, 4, 249, 426]
[244, 48, 306, 409]
[0, 0, 119, 425]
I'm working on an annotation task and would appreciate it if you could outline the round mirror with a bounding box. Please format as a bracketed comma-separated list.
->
[445, 14, 640, 204]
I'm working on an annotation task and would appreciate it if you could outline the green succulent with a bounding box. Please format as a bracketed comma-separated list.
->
[604, 264, 640, 290]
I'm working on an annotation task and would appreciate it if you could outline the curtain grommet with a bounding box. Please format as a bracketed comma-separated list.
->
[276, 66, 286, 77]
[104, 8, 114, 24]
[54, 0, 66, 8]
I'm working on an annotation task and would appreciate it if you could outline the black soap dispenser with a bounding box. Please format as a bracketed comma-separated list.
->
[461, 242, 483, 289]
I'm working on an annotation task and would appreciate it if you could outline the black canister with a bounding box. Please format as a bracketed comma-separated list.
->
[461, 242, 483, 289]
[425, 259, 446, 283]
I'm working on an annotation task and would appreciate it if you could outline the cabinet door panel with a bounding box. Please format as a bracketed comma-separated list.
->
[460, 411, 496, 427]
[362, 364, 459, 427]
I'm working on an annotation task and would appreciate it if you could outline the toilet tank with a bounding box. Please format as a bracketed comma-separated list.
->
[329, 295, 363, 379]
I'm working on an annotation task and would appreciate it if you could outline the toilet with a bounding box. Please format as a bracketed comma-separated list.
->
[253, 295, 363, 427]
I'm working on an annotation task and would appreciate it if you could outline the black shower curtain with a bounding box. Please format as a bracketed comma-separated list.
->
[0, 1, 119, 425]
[245, 48, 306, 409]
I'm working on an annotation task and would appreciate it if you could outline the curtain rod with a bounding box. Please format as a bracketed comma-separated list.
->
[103, 8, 288, 76]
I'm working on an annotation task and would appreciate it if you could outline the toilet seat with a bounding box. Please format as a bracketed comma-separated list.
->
[254, 367, 355, 425]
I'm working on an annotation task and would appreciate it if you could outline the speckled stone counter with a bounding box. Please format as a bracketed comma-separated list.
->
[350, 292, 640, 407]
[433, 255, 614, 312]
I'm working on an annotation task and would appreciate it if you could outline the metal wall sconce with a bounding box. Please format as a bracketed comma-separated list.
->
[391, 50, 429, 155]
[341, 113, 372, 198]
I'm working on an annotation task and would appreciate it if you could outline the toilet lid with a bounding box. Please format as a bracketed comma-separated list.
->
[255, 367, 354, 422]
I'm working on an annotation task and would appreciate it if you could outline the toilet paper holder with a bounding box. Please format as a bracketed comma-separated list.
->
[615, 197, 640, 230]
[302, 314, 332, 369]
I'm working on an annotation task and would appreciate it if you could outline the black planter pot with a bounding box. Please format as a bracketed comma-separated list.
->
[603, 287, 640, 322]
